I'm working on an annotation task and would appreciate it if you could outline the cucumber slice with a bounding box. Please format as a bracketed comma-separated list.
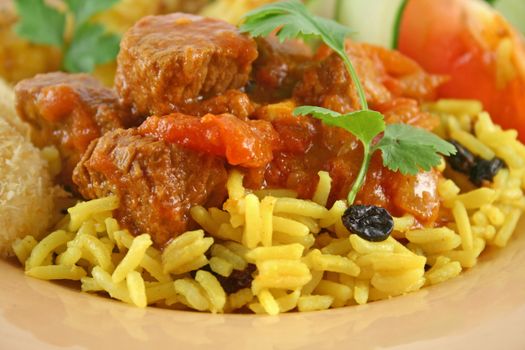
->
[306, 0, 337, 20]
[492, 0, 525, 34]
[337, 0, 407, 49]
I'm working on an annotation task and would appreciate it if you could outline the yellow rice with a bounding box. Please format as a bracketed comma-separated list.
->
[14, 100, 525, 314]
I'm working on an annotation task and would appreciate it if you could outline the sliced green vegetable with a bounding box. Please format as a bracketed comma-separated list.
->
[391, 0, 409, 49]
[492, 0, 525, 34]
[305, 0, 337, 20]
[337, 0, 407, 49]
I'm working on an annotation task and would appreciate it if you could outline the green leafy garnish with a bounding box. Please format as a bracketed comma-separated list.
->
[65, 0, 119, 29]
[294, 106, 384, 147]
[392, 0, 410, 49]
[64, 23, 121, 73]
[375, 124, 456, 174]
[243, 0, 456, 205]
[14, 0, 66, 46]
[240, 0, 367, 109]
[294, 107, 456, 203]
[14, 0, 120, 73]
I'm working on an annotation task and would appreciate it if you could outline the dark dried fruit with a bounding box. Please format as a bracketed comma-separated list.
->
[190, 264, 256, 294]
[216, 264, 257, 294]
[446, 139, 477, 174]
[342, 205, 394, 242]
[445, 139, 506, 187]
[469, 157, 505, 186]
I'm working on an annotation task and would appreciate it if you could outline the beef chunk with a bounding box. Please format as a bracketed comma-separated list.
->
[15, 72, 133, 189]
[73, 128, 228, 246]
[250, 36, 312, 103]
[115, 13, 258, 117]
[293, 42, 444, 114]
[293, 43, 392, 114]
[247, 101, 441, 223]
[177, 90, 255, 120]
[138, 112, 277, 168]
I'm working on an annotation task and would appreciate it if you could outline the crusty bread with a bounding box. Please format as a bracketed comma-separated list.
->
[0, 78, 29, 138]
[0, 80, 56, 257]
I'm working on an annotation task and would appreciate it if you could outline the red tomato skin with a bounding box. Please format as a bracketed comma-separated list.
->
[398, 0, 525, 140]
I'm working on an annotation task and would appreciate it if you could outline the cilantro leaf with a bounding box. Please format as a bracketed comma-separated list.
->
[295, 106, 386, 204]
[14, 0, 65, 47]
[295, 106, 385, 146]
[244, 0, 458, 205]
[377, 141, 442, 175]
[241, 0, 353, 52]
[375, 124, 457, 175]
[335, 110, 385, 146]
[293, 106, 342, 118]
[63, 23, 121, 73]
[65, 0, 119, 29]
[14, 0, 121, 73]
[240, 0, 367, 110]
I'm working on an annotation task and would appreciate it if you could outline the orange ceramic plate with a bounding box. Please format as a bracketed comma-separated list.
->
[1, 221, 525, 349]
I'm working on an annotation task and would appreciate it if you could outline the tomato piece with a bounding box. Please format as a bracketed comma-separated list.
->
[398, 0, 525, 140]
[138, 113, 278, 168]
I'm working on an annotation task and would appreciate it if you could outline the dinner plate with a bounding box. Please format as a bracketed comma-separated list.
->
[1, 220, 525, 350]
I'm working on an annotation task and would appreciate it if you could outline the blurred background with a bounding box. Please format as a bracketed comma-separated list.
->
[0, 0, 522, 86]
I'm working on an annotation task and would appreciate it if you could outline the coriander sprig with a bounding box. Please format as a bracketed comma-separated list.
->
[240, 0, 367, 109]
[14, 0, 120, 73]
[293, 107, 456, 203]
[241, 0, 456, 205]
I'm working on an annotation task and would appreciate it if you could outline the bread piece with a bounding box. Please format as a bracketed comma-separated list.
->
[0, 117, 55, 257]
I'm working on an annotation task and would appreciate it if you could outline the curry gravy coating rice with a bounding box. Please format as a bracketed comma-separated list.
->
[14, 101, 525, 313]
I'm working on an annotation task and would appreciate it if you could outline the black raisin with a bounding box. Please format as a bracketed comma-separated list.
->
[216, 264, 256, 294]
[189, 265, 212, 278]
[446, 139, 477, 174]
[469, 157, 505, 186]
[342, 205, 394, 242]
[190, 264, 256, 294]
[445, 139, 505, 187]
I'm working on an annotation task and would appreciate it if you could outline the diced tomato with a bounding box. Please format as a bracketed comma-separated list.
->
[36, 85, 78, 122]
[138, 113, 278, 168]
[399, 0, 525, 140]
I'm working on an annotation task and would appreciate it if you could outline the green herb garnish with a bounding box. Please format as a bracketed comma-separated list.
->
[14, 0, 120, 73]
[241, 0, 456, 205]
[392, 0, 410, 49]
[240, 0, 367, 109]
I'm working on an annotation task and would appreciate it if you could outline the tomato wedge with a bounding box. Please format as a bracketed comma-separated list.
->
[398, 0, 525, 140]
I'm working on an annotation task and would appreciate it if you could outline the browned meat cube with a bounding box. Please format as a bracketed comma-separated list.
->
[72, 128, 228, 246]
[177, 89, 255, 120]
[15, 72, 133, 190]
[293, 43, 392, 114]
[115, 13, 258, 117]
[250, 36, 312, 103]
[293, 42, 444, 114]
